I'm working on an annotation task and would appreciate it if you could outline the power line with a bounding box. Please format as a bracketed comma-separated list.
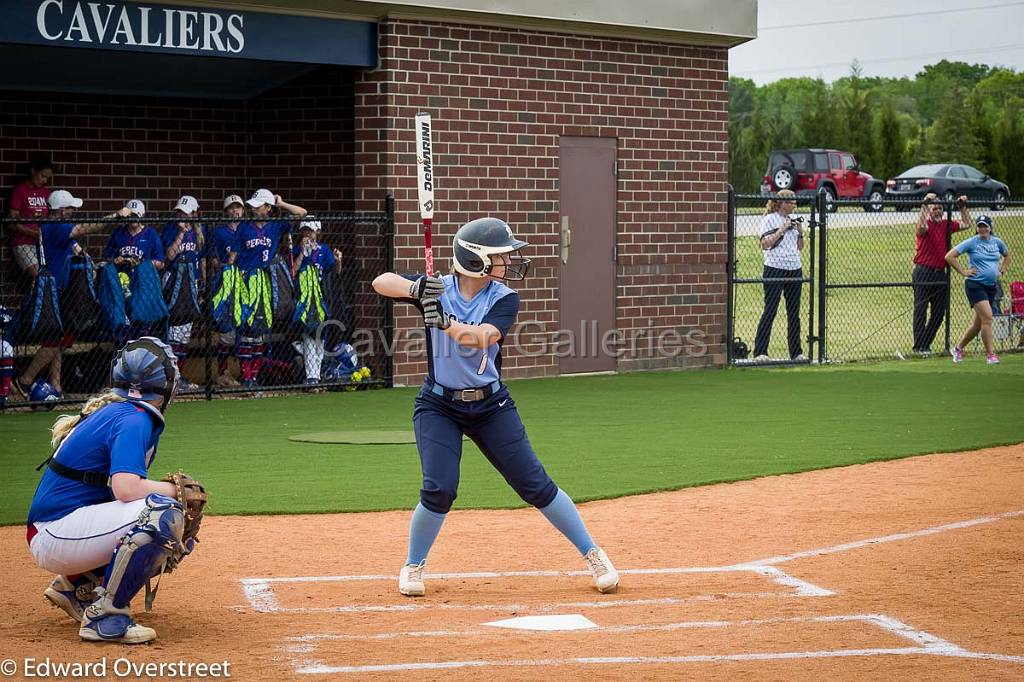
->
[760, 1, 1024, 31]
[732, 43, 1024, 77]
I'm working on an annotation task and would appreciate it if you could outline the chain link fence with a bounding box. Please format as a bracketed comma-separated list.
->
[1, 197, 394, 411]
[728, 190, 1024, 365]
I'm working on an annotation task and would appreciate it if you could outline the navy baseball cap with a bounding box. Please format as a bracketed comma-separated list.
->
[976, 215, 993, 227]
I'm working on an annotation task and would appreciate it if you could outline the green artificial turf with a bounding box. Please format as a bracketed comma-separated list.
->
[2, 356, 1022, 525]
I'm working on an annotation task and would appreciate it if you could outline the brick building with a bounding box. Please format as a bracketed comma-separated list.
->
[0, 1, 755, 385]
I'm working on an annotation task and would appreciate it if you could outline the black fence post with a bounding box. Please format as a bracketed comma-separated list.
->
[943, 200, 953, 354]
[725, 185, 735, 364]
[203, 222, 214, 401]
[384, 192, 396, 387]
[807, 195, 816, 362]
[817, 188, 828, 364]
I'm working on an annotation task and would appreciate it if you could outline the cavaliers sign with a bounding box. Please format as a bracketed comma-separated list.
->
[1, 0, 377, 66]
[36, 1, 246, 53]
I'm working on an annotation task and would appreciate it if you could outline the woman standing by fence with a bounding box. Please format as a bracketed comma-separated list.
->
[753, 189, 806, 362]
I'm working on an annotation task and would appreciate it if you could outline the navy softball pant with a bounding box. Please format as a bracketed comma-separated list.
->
[413, 385, 558, 514]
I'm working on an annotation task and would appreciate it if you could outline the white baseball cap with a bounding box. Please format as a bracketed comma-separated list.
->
[223, 194, 244, 210]
[246, 188, 275, 207]
[48, 189, 83, 210]
[125, 199, 146, 217]
[299, 218, 322, 232]
[175, 195, 199, 214]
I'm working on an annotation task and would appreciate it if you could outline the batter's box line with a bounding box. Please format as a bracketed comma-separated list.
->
[239, 565, 829, 614]
[287, 613, 1024, 674]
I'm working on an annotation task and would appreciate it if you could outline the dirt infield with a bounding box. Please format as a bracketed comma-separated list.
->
[2, 444, 1022, 680]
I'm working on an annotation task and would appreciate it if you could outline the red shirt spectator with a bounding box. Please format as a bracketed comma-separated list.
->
[10, 180, 51, 246]
[7, 156, 54, 277]
[914, 215, 962, 270]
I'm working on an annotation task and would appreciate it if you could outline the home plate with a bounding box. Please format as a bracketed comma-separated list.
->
[483, 614, 598, 631]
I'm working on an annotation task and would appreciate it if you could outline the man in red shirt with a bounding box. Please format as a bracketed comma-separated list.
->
[7, 156, 54, 278]
[912, 192, 971, 355]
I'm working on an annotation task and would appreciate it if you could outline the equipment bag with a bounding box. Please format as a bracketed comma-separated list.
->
[129, 260, 169, 326]
[269, 258, 296, 331]
[164, 260, 201, 325]
[61, 254, 102, 336]
[294, 263, 327, 335]
[19, 268, 62, 343]
[241, 268, 272, 335]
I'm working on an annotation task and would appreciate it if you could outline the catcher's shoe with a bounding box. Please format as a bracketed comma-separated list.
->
[44, 574, 100, 623]
[79, 613, 156, 644]
[584, 547, 620, 593]
[399, 562, 426, 597]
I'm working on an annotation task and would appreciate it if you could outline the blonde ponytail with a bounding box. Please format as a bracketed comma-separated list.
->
[50, 391, 126, 449]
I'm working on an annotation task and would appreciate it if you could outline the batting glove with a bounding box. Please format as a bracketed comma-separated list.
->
[409, 275, 445, 301]
[422, 299, 452, 330]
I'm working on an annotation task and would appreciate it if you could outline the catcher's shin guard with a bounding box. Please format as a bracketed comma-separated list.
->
[85, 493, 185, 630]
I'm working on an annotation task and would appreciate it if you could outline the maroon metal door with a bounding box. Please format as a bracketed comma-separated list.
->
[558, 137, 617, 374]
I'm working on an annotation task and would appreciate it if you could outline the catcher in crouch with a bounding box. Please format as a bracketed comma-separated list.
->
[26, 337, 206, 644]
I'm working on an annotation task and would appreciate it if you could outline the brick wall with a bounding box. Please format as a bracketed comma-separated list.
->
[353, 20, 729, 385]
[0, 67, 362, 308]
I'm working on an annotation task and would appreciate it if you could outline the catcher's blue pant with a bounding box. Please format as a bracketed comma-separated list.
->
[413, 385, 558, 514]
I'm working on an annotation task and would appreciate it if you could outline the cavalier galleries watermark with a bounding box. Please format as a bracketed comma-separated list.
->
[312, 319, 709, 361]
[1, 657, 231, 678]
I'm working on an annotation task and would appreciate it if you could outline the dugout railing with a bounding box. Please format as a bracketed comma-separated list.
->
[0, 195, 395, 411]
[728, 188, 1024, 365]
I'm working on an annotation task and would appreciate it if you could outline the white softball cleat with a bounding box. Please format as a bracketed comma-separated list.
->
[584, 547, 620, 593]
[79, 613, 156, 644]
[399, 562, 426, 597]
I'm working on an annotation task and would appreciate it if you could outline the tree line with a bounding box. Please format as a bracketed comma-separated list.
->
[729, 60, 1024, 195]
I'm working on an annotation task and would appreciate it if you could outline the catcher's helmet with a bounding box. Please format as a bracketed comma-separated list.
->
[29, 380, 60, 410]
[452, 217, 531, 281]
[111, 337, 180, 412]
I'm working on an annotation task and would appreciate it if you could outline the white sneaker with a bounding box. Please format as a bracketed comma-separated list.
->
[584, 547, 620, 593]
[79, 613, 156, 644]
[753, 354, 770, 363]
[399, 562, 426, 597]
[793, 354, 808, 361]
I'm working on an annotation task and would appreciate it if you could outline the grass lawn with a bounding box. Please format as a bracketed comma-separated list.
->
[732, 218, 1024, 361]
[3, 356, 1022, 525]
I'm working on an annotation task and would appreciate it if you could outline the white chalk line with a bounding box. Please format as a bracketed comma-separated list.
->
[259, 591, 805, 615]
[240, 566, 831, 613]
[288, 613, 1024, 673]
[742, 508, 1024, 567]
[282, 614, 917, 645]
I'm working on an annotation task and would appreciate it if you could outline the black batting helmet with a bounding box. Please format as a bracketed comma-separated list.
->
[452, 217, 531, 281]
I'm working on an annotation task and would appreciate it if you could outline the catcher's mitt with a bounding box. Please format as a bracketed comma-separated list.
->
[162, 470, 207, 552]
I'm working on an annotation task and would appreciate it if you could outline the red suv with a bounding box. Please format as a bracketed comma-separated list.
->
[761, 148, 885, 212]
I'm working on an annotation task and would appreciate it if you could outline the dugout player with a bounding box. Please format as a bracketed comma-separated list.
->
[27, 338, 193, 643]
[210, 194, 245, 386]
[235, 189, 306, 389]
[291, 218, 342, 384]
[162, 195, 206, 391]
[372, 217, 619, 596]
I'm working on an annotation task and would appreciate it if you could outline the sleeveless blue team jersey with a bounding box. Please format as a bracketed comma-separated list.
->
[414, 274, 519, 388]
[27, 401, 165, 524]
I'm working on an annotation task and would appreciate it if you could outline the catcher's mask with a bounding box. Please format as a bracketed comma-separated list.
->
[111, 337, 180, 413]
[452, 217, 531, 281]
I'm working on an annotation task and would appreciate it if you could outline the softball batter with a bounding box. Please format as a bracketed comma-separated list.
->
[372, 217, 619, 596]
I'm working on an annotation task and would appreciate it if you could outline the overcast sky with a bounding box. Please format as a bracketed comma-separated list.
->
[729, 0, 1024, 84]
